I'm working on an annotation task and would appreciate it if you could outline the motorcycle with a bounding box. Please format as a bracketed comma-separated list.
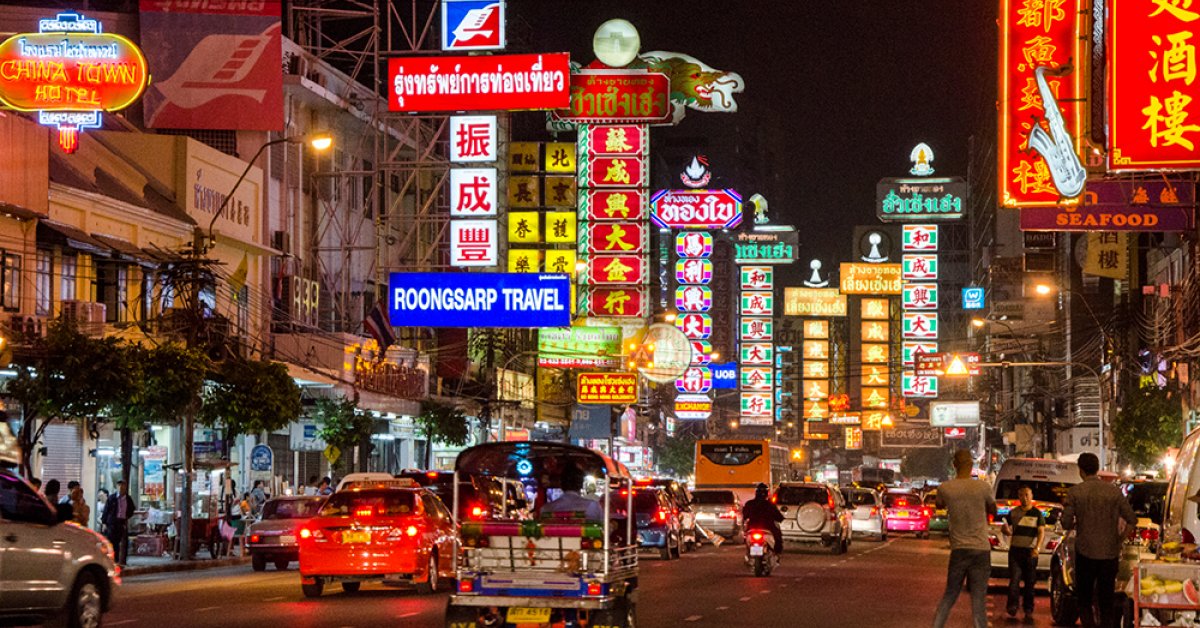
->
[745, 528, 778, 577]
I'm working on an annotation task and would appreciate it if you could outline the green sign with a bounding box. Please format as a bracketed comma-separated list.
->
[740, 318, 773, 340]
[733, 229, 798, 265]
[739, 343, 773, 365]
[538, 326, 622, 368]
[877, 178, 967, 222]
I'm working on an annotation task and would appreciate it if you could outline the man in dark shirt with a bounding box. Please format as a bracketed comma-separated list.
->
[1003, 486, 1045, 620]
[1063, 453, 1137, 628]
[742, 483, 784, 556]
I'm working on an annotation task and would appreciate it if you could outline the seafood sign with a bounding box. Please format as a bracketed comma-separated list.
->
[388, 52, 570, 112]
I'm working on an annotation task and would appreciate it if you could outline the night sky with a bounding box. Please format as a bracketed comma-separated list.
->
[515, 1, 998, 274]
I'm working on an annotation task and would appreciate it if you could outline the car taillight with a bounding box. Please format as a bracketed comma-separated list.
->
[719, 508, 737, 519]
[750, 531, 765, 543]
[870, 506, 878, 516]
[586, 582, 603, 596]
[299, 528, 311, 539]
[354, 507, 374, 517]
[469, 504, 486, 520]
[406, 525, 419, 537]
[250, 534, 261, 543]
[989, 535, 1000, 548]
[656, 509, 668, 523]
[922, 508, 932, 518]
[458, 578, 474, 593]
[300, 528, 326, 542]
[1185, 528, 1196, 545]
[1045, 539, 1060, 551]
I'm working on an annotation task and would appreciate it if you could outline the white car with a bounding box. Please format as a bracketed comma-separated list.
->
[988, 458, 1080, 576]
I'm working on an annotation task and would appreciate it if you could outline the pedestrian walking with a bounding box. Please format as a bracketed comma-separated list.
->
[250, 480, 267, 515]
[69, 486, 90, 527]
[1062, 452, 1137, 628]
[1003, 486, 1045, 621]
[103, 480, 136, 566]
[932, 449, 996, 628]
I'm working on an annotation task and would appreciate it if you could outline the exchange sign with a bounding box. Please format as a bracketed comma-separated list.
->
[650, 189, 744, 229]
[576, 372, 638, 404]
[389, 272, 569, 327]
[674, 394, 713, 420]
[388, 53, 570, 112]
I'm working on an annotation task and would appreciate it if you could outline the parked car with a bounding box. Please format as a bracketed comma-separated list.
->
[923, 489, 949, 534]
[989, 457, 1079, 576]
[639, 478, 698, 551]
[1122, 479, 1167, 552]
[633, 487, 682, 560]
[883, 490, 930, 538]
[246, 495, 325, 571]
[0, 467, 120, 627]
[690, 489, 742, 538]
[773, 482, 852, 554]
[842, 486, 888, 541]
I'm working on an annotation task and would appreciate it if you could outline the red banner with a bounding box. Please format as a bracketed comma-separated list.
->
[587, 255, 646, 284]
[552, 70, 671, 123]
[388, 53, 570, 112]
[998, 0, 1084, 207]
[585, 125, 648, 156]
[587, 286, 647, 318]
[587, 222, 646, 254]
[582, 189, 647, 221]
[1108, 1, 1200, 171]
[582, 155, 647, 188]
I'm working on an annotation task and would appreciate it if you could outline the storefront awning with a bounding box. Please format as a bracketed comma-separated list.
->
[0, 201, 46, 222]
[38, 220, 113, 257]
[280, 361, 343, 388]
[91, 234, 155, 265]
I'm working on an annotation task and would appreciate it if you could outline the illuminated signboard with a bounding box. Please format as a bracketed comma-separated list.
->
[450, 220, 498, 266]
[845, 427, 863, 450]
[901, 255, 938, 281]
[675, 313, 713, 340]
[0, 12, 149, 153]
[902, 342, 939, 367]
[552, 70, 672, 124]
[930, 401, 982, 427]
[587, 255, 646, 285]
[581, 189, 647, 222]
[675, 258, 713, 285]
[741, 367, 773, 391]
[1108, 1, 1200, 171]
[586, 286, 647, 318]
[1020, 181, 1196, 232]
[740, 318, 773, 341]
[584, 125, 648, 157]
[739, 292, 774, 316]
[902, 284, 938, 310]
[999, 0, 1084, 207]
[861, 298, 891, 320]
[734, 228, 797, 264]
[650, 189, 744, 229]
[449, 116, 498, 162]
[741, 266, 774, 290]
[388, 272, 569, 327]
[740, 343, 773, 365]
[441, 0, 506, 51]
[805, 320, 830, 338]
[674, 394, 713, 420]
[675, 285, 713, 312]
[388, 53, 570, 112]
[962, 287, 985, 310]
[861, 321, 889, 343]
[537, 326, 622, 368]
[782, 288, 847, 317]
[576, 372, 638, 404]
[449, 168, 498, 216]
[902, 374, 939, 398]
[902, 312, 938, 339]
[586, 223, 646, 254]
[676, 367, 713, 394]
[740, 392, 774, 418]
[876, 178, 967, 221]
[839, 263, 902, 295]
[582, 155, 648, 188]
[902, 225, 939, 251]
[675, 231, 713, 258]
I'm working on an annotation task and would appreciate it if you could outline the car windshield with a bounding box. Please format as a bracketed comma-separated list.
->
[995, 480, 1073, 504]
[843, 490, 876, 506]
[262, 499, 322, 519]
[775, 486, 827, 505]
[923, 494, 938, 506]
[691, 490, 735, 505]
[884, 493, 920, 508]
[1123, 483, 1167, 524]
[634, 491, 661, 513]
[318, 490, 416, 517]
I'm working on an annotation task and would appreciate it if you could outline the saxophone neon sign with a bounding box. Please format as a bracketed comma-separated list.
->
[1026, 65, 1086, 199]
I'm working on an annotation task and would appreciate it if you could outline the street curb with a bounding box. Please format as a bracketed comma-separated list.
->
[122, 556, 250, 577]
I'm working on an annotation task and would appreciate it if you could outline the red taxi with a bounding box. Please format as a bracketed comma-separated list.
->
[884, 490, 931, 538]
[297, 480, 456, 597]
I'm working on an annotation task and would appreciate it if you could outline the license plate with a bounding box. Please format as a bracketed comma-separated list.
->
[506, 607, 551, 623]
[896, 511, 909, 518]
[341, 530, 370, 544]
[279, 535, 296, 545]
[749, 545, 764, 556]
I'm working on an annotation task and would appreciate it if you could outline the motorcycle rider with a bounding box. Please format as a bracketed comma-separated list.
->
[742, 483, 784, 559]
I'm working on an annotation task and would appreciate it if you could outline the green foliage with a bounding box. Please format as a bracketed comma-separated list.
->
[901, 448, 953, 481]
[112, 343, 208, 431]
[314, 395, 375, 465]
[1113, 380, 1183, 469]
[202, 359, 301, 439]
[416, 402, 471, 448]
[655, 432, 696, 478]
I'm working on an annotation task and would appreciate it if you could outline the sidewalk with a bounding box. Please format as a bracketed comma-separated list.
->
[122, 553, 251, 577]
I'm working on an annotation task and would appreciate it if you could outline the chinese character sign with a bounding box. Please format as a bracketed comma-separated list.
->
[675, 232, 714, 258]
[450, 220, 497, 266]
[676, 258, 714, 284]
[1108, 0, 1200, 170]
[449, 115, 497, 162]
[450, 168, 498, 216]
[999, 0, 1084, 207]
[583, 190, 647, 221]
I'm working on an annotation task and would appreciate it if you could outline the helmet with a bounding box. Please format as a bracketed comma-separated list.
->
[755, 483, 769, 499]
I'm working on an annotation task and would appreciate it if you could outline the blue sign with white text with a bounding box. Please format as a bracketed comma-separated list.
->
[389, 272, 570, 328]
[441, 1, 505, 51]
[250, 444, 273, 472]
[962, 287, 985, 310]
[711, 362, 738, 389]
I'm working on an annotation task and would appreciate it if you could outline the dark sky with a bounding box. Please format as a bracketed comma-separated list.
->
[515, 1, 997, 271]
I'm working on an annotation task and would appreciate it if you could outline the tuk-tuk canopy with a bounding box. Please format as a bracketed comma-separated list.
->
[455, 441, 631, 482]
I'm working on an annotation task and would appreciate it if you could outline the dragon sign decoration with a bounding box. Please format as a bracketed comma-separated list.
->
[635, 51, 745, 123]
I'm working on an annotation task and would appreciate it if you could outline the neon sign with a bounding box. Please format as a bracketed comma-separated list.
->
[0, 13, 149, 153]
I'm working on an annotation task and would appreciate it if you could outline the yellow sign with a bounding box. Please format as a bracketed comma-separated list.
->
[803, 340, 829, 360]
[861, 298, 890, 320]
[508, 249, 541, 273]
[508, 212, 540, 243]
[861, 321, 889, 342]
[545, 250, 577, 276]
[545, 212, 576, 243]
[804, 400, 829, 420]
[863, 387, 890, 410]
[862, 411, 887, 431]
[509, 142, 540, 172]
[783, 288, 848, 317]
[543, 175, 577, 207]
[804, 320, 830, 338]
[840, 263, 902, 295]
[862, 365, 889, 387]
[804, 380, 829, 400]
[508, 175, 540, 208]
[1083, 232, 1128, 280]
[804, 360, 829, 379]
[862, 343, 889, 364]
[544, 142, 576, 173]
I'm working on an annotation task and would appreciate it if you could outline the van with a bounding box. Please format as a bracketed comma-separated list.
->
[1163, 427, 1200, 545]
[989, 457, 1082, 575]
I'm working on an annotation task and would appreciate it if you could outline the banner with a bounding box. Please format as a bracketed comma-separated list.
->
[577, 373, 638, 404]
[388, 53, 570, 112]
[140, 0, 283, 130]
[388, 272, 569, 327]
[1020, 181, 1195, 232]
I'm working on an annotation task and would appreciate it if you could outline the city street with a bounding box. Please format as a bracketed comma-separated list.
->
[108, 537, 1056, 627]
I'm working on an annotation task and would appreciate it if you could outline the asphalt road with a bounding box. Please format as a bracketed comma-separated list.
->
[103, 535, 1059, 627]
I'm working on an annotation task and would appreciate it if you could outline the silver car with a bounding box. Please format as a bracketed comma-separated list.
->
[775, 482, 853, 554]
[0, 468, 119, 628]
[842, 487, 888, 541]
[690, 489, 742, 538]
[246, 495, 325, 571]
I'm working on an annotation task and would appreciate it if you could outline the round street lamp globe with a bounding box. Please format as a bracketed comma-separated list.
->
[593, 19, 640, 68]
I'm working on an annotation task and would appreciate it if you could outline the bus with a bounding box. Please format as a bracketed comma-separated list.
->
[694, 439, 789, 506]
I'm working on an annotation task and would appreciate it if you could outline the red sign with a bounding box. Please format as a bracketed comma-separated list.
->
[583, 155, 647, 188]
[583, 189, 647, 221]
[650, 189, 744, 229]
[0, 32, 148, 113]
[587, 286, 647, 318]
[587, 223, 646, 254]
[587, 255, 646, 284]
[944, 427, 968, 439]
[388, 53, 570, 112]
[1108, 1, 1200, 171]
[1020, 180, 1195, 231]
[553, 70, 672, 123]
[998, 0, 1084, 207]
[586, 125, 648, 156]
[577, 372, 638, 404]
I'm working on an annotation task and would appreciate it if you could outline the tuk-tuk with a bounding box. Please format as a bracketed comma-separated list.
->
[445, 442, 638, 628]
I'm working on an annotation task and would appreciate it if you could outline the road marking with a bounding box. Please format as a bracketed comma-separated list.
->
[264, 596, 285, 602]
[684, 615, 703, 622]
[759, 590, 771, 595]
[398, 612, 421, 618]
[107, 621, 136, 626]
[195, 607, 220, 612]
[716, 606, 729, 611]
[740, 596, 752, 602]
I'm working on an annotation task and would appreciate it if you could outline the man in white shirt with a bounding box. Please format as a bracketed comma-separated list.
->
[541, 463, 603, 521]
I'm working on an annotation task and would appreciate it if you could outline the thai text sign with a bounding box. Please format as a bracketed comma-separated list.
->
[1108, 1, 1200, 171]
[877, 178, 967, 221]
[1020, 181, 1195, 232]
[783, 288, 848, 317]
[388, 52, 570, 112]
[882, 426, 944, 448]
[553, 70, 671, 123]
[734, 229, 797, 264]
[839, 263, 902, 295]
[389, 272, 569, 327]
[999, 0, 1084, 207]
[577, 372, 638, 404]
[650, 189, 744, 229]
[538, 326, 622, 368]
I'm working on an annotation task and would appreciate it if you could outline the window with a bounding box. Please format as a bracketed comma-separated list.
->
[236, 286, 249, 335]
[0, 472, 55, 525]
[774, 486, 828, 506]
[142, 270, 154, 321]
[844, 491, 878, 507]
[994, 480, 1072, 504]
[1, 253, 20, 311]
[60, 254, 76, 302]
[690, 490, 736, 506]
[318, 490, 415, 517]
[261, 498, 323, 520]
[698, 443, 764, 466]
[116, 265, 128, 322]
[35, 250, 51, 315]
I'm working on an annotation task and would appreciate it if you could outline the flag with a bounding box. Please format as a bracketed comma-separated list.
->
[364, 300, 396, 351]
[228, 254, 249, 295]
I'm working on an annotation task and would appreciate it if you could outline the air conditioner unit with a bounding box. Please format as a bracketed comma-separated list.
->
[60, 300, 106, 336]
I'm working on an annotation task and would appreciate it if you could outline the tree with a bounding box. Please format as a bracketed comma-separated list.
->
[313, 395, 375, 472]
[654, 432, 696, 478]
[8, 321, 140, 478]
[201, 359, 301, 443]
[901, 447, 952, 481]
[1112, 380, 1182, 469]
[415, 402, 470, 468]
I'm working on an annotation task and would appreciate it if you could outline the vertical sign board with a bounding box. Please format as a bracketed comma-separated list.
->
[1107, 1, 1200, 171]
[999, 0, 1084, 207]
